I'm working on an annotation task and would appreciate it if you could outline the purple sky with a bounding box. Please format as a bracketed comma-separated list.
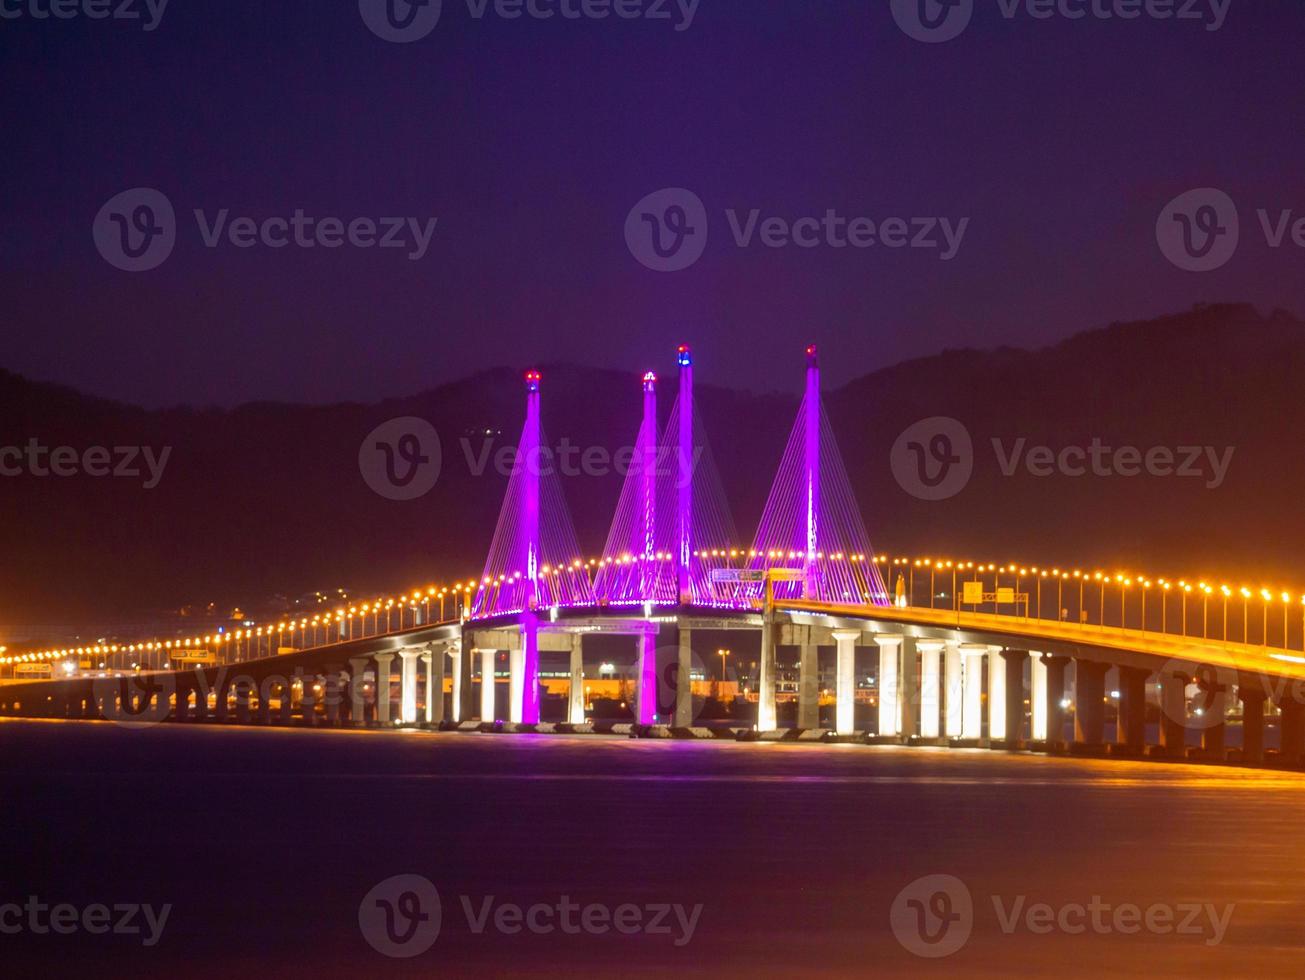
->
[3, 0, 1303, 408]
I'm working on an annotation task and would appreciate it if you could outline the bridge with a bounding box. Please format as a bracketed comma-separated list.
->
[4, 345, 1305, 768]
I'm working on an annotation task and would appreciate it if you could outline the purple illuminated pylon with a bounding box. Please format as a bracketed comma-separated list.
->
[748, 346, 889, 605]
[593, 346, 740, 607]
[594, 371, 676, 604]
[676, 346, 693, 604]
[471, 370, 595, 623]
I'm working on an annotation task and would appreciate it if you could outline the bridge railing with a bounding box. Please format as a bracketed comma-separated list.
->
[0, 584, 477, 680]
[874, 555, 1305, 658]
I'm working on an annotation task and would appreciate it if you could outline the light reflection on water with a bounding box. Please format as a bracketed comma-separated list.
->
[4, 720, 1305, 976]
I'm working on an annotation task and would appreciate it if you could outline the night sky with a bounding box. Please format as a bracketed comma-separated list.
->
[3, 0, 1303, 408]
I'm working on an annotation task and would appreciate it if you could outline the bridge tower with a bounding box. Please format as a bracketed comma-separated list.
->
[676, 345, 693, 604]
[470, 369, 594, 723]
[751, 345, 890, 730]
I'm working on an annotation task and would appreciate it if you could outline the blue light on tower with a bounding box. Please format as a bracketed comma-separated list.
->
[677, 345, 692, 367]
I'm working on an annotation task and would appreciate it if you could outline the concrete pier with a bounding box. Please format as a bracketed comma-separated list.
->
[943, 641, 963, 738]
[918, 639, 944, 739]
[479, 648, 496, 722]
[833, 630, 859, 735]
[874, 635, 903, 737]
[1074, 659, 1108, 746]
[569, 634, 585, 725]
[373, 652, 395, 725]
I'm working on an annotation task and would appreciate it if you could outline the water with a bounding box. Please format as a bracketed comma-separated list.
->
[3, 719, 1304, 976]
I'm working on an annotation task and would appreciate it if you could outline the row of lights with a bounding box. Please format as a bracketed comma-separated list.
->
[876, 555, 1302, 605]
[0, 582, 478, 668]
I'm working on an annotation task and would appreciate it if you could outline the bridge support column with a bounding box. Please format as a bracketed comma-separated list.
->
[1276, 695, 1305, 766]
[508, 648, 524, 724]
[1043, 655, 1069, 748]
[918, 640, 944, 739]
[299, 675, 317, 727]
[234, 681, 251, 724]
[1075, 660, 1106, 741]
[425, 645, 443, 726]
[943, 641, 963, 738]
[1159, 671, 1187, 757]
[1000, 649, 1028, 749]
[255, 679, 272, 725]
[1198, 677, 1228, 759]
[674, 628, 692, 728]
[1074, 659, 1108, 747]
[1030, 653, 1047, 741]
[569, 634, 585, 725]
[324, 670, 343, 726]
[521, 611, 541, 725]
[479, 649, 496, 722]
[449, 643, 463, 724]
[833, 630, 859, 735]
[213, 674, 231, 723]
[349, 656, 370, 726]
[798, 641, 819, 730]
[758, 617, 777, 731]
[278, 680, 293, 725]
[1116, 666, 1148, 753]
[636, 631, 657, 725]
[900, 638, 919, 738]
[874, 635, 903, 737]
[373, 653, 395, 725]
[172, 683, 189, 722]
[960, 644, 986, 740]
[1239, 686, 1266, 764]
[399, 650, 421, 725]
[987, 646, 1006, 741]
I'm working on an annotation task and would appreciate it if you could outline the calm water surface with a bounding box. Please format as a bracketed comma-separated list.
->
[3, 719, 1304, 977]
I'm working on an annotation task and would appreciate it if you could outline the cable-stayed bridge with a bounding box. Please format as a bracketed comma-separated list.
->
[4, 346, 1305, 768]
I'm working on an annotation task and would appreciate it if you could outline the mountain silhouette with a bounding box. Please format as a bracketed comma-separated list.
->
[0, 303, 1299, 632]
